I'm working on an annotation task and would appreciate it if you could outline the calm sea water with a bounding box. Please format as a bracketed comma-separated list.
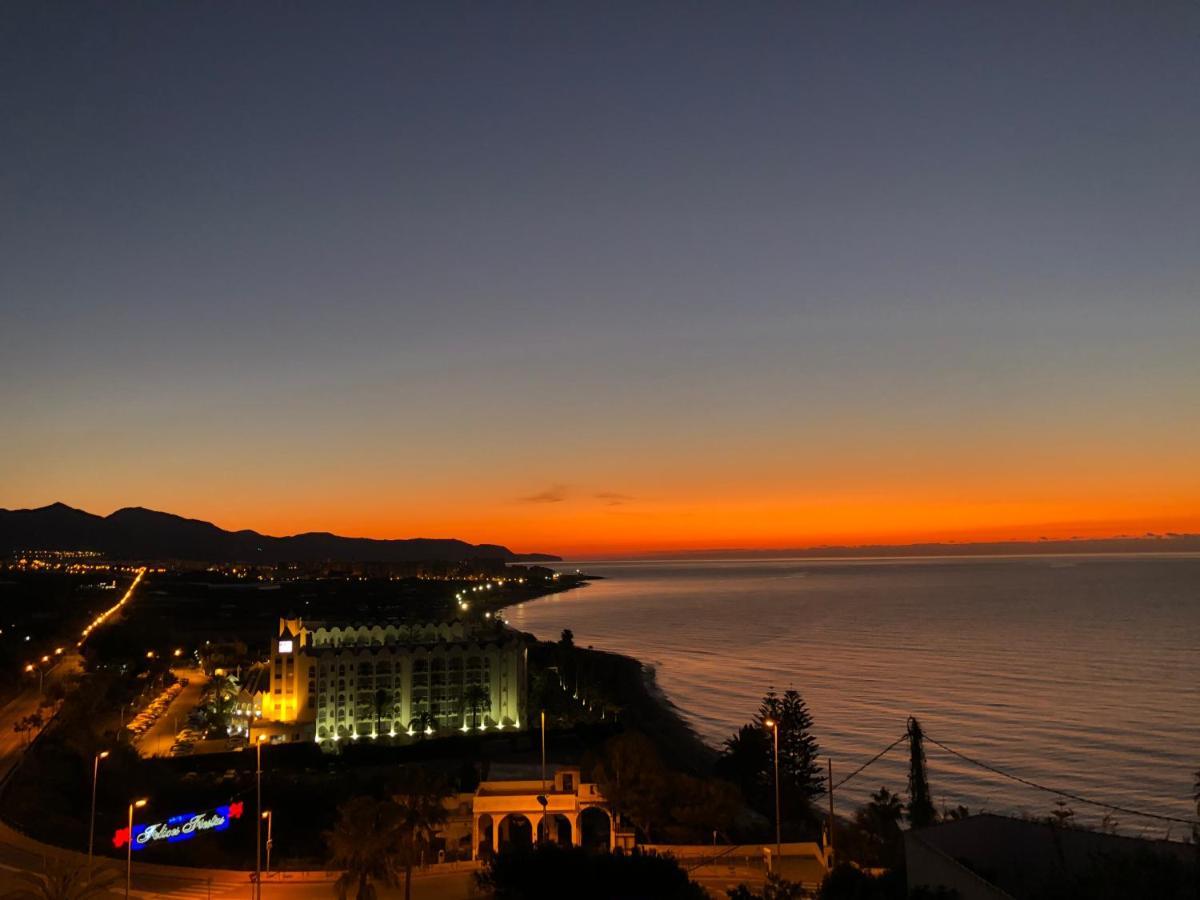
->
[508, 555, 1200, 835]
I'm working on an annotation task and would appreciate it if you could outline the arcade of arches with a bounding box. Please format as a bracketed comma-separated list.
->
[472, 768, 614, 858]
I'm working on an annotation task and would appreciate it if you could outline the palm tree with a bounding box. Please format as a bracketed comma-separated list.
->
[463, 684, 490, 730]
[1, 862, 117, 900]
[391, 769, 451, 900]
[853, 787, 904, 867]
[373, 689, 390, 737]
[407, 712, 434, 738]
[325, 797, 406, 900]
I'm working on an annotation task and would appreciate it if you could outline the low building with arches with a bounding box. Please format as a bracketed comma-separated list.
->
[471, 768, 617, 858]
[258, 617, 527, 745]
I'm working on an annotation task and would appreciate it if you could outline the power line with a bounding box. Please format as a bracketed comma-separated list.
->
[924, 731, 1198, 826]
[830, 733, 908, 792]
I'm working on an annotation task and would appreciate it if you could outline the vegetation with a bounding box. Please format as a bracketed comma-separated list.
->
[904, 718, 935, 828]
[476, 844, 708, 900]
[388, 768, 451, 900]
[814, 864, 913, 900]
[325, 797, 407, 900]
[590, 731, 740, 843]
[849, 788, 905, 869]
[0, 863, 119, 900]
[716, 689, 824, 834]
[726, 873, 807, 899]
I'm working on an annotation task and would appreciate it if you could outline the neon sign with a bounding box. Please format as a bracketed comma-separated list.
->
[113, 802, 243, 850]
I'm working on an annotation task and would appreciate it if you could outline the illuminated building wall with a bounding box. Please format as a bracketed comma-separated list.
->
[261, 618, 527, 744]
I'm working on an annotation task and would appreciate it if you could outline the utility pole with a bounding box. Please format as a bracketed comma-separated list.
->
[827, 757, 835, 869]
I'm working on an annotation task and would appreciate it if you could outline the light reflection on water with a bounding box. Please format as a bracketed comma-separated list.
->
[508, 555, 1200, 834]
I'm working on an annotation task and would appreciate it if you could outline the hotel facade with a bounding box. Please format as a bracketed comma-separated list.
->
[259, 617, 527, 744]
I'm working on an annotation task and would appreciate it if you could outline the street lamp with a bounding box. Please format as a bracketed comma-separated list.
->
[88, 750, 110, 879]
[764, 718, 781, 866]
[24, 662, 43, 694]
[126, 798, 147, 900]
[261, 810, 273, 876]
[537, 710, 548, 845]
[256, 735, 267, 900]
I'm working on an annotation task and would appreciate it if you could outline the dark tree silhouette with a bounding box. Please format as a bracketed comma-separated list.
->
[757, 690, 824, 805]
[853, 787, 905, 868]
[478, 844, 708, 900]
[906, 716, 936, 827]
[325, 797, 405, 900]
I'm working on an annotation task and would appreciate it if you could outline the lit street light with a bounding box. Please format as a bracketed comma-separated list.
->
[126, 798, 148, 900]
[23, 662, 44, 694]
[764, 717, 781, 866]
[88, 750, 110, 879]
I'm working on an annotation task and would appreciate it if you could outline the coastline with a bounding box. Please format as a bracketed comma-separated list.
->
[499, 574, 718, 775]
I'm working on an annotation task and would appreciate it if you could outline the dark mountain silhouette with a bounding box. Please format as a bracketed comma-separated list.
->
[0, 503, 560, 563]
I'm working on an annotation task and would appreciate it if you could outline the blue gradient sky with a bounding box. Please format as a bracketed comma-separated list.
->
[3, 3, 1198, 554]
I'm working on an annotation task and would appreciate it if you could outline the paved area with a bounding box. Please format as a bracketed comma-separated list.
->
[136, 667, 209, 758]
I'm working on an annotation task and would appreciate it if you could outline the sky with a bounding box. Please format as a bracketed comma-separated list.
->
[2, 2, 1198, 557]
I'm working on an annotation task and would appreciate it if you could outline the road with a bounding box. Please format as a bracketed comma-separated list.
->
[0, 819, 483, 900]
[0, 652, 81, 785]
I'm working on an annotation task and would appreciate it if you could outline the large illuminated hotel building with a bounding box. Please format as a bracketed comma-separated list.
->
[259, 617, 527, 744]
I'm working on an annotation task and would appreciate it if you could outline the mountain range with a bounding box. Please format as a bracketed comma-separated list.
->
[0, 503, 560, 564]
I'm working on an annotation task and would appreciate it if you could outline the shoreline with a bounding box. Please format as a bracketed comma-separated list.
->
[498, 573, 718, 775]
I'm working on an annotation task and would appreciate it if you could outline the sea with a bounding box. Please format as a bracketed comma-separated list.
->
[507, 555, 1200, 836]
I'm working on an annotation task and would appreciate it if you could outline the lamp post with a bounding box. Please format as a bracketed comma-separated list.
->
[126, 798, 147, 900]
[537, 710, 548, 845]
[24, 662, 44, 694]
[764, 718, 781, 865]
[88, 750, 110, 879]
[261, 811, 273, 877]
[255, 735, 266, 900]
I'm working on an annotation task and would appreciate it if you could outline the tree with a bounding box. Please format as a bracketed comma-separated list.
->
[853, 787, 904, 868]
[591, 731, 672, 842]
[715, 724, 771, 808]
[0, 864, 117, 900]
[478, 844, 708, 900]
[407, 711, 434, 738]
[391, 768, 451, 900]
[463, 683, 490, 729]
[12, 712, 44, 748]
[325, 797, 406, 900]
[756, 690, 823, 807]
[670, 775, 742, 842]
[727, 872, 807, 900]
[1192, 769, 1198, 844]
[906, 717, 936, 828]
[373, 689, 389, 736]
[717, 690, 823, 828]
[559, 629, 574, 648]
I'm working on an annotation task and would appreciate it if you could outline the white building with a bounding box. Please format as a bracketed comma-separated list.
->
[260, 617, 527, 744]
